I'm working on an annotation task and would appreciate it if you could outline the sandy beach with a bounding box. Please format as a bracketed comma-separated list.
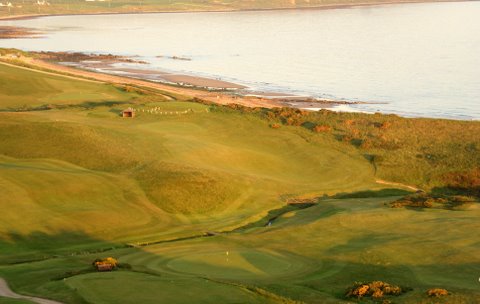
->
[59, 59, 247, 90]
[0, 55, 281, 108]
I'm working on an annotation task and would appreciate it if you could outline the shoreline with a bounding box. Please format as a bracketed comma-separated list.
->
[52, 56, 375, 109]
[0, 56, 285, 109]
[2, 56, 476, 120]
[0, 54, 376, 112]
[0, 50, 368, 111]
[0, 0, 471, 22]
[1, 53, 477, 120]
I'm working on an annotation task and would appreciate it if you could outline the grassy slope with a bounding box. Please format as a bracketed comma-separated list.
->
[0, 63, 478, 303]
[0, 62, 377, 250]
[0, 64, 137, 109]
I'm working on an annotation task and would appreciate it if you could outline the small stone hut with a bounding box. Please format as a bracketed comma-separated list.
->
[95, 263, 114, 272]
[122, 108, 135, 118]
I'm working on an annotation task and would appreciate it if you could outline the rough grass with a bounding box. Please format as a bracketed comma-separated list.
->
[230, 106, 480, 191]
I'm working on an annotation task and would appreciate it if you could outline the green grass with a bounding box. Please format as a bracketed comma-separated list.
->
[0, 62, 479, 303]
[0, 64, 138, 109]
[65, 271, 276, 304]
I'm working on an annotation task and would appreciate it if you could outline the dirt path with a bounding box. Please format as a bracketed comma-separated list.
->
[375, 179, 422, 192]
[0, 278, 63, 304]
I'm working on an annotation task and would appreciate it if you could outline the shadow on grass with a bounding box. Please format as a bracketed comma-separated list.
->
[231, 202, 316, 232]
[0, 230, 130, 304]
[431, 186, 480, 198]
[0, 100, 131, 113]
[326, 188, 412, 200]
[0, 230, 125, 265]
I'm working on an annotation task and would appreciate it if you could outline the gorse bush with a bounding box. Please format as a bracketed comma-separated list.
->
[313, 125, 332, 133]
[345, 281, 404, 299]
[93, 257, 118, 271]
[427, 288, 449, 297]
[390, 193, 478, 210]
[442, 168, 480, 196]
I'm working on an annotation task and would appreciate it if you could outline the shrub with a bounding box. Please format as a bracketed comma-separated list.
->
[360, 138, 373, 149]
[270, 123, 281, 129]
[346, 281, 403, 299]
[427, 288, 448, 297]
[313, 125, 332, 133]
[374, 121, 392, 130]
[390, 193, 477, 210]
[442, 168, 480, 197]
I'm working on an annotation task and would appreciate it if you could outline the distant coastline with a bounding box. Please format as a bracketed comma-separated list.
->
[0, 0, 472, 21]
[1, 0, 479, 119]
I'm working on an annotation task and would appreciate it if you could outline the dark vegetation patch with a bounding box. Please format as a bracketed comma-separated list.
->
[389, 192, 478, 210]
[232, 199, 316, 231]
[331, 188, 412, 199]
[441, 167, 480, 197]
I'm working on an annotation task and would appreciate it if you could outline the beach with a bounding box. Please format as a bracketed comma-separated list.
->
[0, 54, 282, 109]
[1, 49, 363, 111]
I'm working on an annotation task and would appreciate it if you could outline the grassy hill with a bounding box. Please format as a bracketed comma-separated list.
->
[0, 62, 479, 303]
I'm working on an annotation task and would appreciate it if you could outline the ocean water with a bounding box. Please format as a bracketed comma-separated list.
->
[1, 1, 480, 119]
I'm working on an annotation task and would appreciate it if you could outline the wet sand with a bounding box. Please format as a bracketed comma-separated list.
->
[0, 26, 40, 39]
[61, 60, 246, 90]
[161, 74, 246, 89]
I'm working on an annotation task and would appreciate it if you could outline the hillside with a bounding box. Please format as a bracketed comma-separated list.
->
[0, 61, 479, 303]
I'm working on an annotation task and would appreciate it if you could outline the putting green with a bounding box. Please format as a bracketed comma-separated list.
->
[65, 272, 271, 304]
[166, 248, 308, 279]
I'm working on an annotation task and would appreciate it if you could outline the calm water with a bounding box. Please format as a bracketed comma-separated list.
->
[2, 2, 480, 119]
